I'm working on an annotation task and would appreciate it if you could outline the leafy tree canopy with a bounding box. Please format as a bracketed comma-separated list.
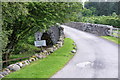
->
[2, 2, 82, 50]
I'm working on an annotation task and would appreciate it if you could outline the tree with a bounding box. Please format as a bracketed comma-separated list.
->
[81, 8, 93, 16]
[2, 2, 82, 66]
[85, 2, 120, 16]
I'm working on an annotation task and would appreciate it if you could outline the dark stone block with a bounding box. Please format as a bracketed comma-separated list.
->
[41, 26, 64, 46]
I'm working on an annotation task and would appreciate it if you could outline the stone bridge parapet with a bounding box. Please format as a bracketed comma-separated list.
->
[64, 22, 113, 36]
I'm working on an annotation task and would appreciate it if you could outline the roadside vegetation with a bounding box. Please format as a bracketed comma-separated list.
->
[4, 38, 76, 78]
[1, 2, 82, 67]
[80, 15, 120, 27]
[75, 2, 120, 28]
[1, 2, 120, 65]
[101, 36, 120, 45]
[78, 2, 120, 45]
[1, 1, 120, 78]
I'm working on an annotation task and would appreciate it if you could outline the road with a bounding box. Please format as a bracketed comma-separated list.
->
[52, 25, 118, 78]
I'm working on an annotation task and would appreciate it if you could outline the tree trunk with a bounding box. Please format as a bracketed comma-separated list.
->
[2, 31, 18, 67]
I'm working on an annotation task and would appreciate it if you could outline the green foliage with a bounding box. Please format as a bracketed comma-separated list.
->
[112, 12, 118, 17]
[85, 2, 120, 16]
[5, 38, 75, 78]
[13, 35, 39, 54]
[2, 2, 29, 51]
[2, 2, 82, 54]
[81, 15, 120, 27]
[101, 36, 120, 45]
[81, 8, 93, 17]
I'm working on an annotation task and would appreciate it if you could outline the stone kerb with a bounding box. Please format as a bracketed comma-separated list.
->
[0, 32, 65, 79]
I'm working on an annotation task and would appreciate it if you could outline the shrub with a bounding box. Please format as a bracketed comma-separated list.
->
[81, 15, 120, 28]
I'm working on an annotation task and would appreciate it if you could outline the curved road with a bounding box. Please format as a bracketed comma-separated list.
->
[52, 25, 118, 78]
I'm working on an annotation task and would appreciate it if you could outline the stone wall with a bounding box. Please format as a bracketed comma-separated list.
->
[64, 22, 113, 36]
[41, 26, 64, 46]
[0, 33, 65, 79]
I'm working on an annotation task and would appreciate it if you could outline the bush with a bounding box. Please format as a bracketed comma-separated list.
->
[13, 35, 40, 55]
[81, 15, 120, 28]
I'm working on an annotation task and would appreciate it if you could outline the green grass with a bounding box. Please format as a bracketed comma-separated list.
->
[101, 36, 120, 45]
[8, 52, 37, 66]
[113, 33, 120, 37]
[8, 53, 36, 66]
[10, 53, 35, 59]
[4, 38, 75, 78]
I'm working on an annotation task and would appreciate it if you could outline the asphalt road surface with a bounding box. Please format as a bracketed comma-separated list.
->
[52, 25, 118, 78]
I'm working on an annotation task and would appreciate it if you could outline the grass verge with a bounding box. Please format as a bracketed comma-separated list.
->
[4, 38, 75, 78]
[101, 36, 120, 45]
